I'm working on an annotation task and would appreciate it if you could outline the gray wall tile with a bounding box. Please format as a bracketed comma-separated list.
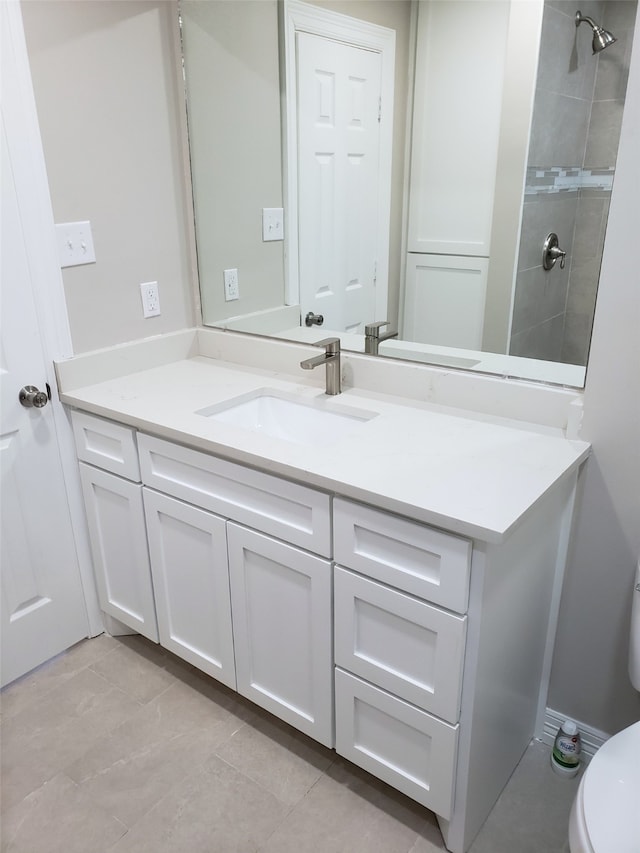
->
[561, 311, 594, 365]
[528, 90, 591, 166]
[584, 99, 626, 166]
[510, 314, 565, 362]
[538, 5, 598, 99]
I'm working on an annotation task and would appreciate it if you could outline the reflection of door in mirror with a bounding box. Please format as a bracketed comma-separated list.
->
[296, 32, 385, 332]
[284, 0, 396, 337]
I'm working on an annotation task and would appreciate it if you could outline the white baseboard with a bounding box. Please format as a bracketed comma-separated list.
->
[538, 708, 610, 762]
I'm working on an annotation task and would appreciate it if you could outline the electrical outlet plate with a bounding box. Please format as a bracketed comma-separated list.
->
[262, 208, 284, 242]
[224, 268, 239, 301]
[140, 281, 161, 318]
[55, 220, 96, 267]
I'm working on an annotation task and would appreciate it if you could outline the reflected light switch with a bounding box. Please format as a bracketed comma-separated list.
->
[262, 208, 284, 242]
[55, 220, 96, 268]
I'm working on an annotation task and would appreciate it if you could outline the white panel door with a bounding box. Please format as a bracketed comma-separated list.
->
[227, 522, 334, 747]
[143, 489, 236, 689]
[297, 31, 382, 332]
[79, 464, 158, 643]
[407, 0, 509, 256]
[0, 6, 89, 686]
[403, 254, 488, 349]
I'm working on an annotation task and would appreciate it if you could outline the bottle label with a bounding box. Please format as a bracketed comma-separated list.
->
[553, 735, 580, 767]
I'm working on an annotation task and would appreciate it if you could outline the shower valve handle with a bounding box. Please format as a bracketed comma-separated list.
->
[542, 233, 566, 271]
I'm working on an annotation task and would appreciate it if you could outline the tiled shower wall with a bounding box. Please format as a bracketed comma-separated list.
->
[510, 0, 637, 365]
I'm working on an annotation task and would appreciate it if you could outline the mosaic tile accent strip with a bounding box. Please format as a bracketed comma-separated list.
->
[525, 166, 614, 195]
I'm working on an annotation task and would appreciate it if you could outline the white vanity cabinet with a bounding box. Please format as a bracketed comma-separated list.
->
[71, 407, 579, 853]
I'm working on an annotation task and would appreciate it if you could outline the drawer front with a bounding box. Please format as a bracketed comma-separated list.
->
[335, 668, 458, 819]
[72, 411, 140, 481]
[138, 434, 331, 556]
[334, 568, 466, 723]
[334, 498, 471, 613]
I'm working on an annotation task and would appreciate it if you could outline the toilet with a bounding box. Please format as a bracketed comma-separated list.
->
[568, 561, 640, 852]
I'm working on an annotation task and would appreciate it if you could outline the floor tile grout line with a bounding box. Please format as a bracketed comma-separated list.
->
[253, 755, 342, 851]
[67, 710, 256, 840]
[0, 635, 120, 722]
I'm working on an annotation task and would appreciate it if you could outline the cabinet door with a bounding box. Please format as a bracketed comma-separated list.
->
[227, 523, 333, 747]
[79, 464, 158, 642]
[143, 489, 236, 689]
[407, 0, 509, 256]
[402, 253, 488, 351]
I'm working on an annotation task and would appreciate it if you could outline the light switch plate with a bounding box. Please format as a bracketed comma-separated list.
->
[262, 208, 284, 242]
[55, 221, 96, 267]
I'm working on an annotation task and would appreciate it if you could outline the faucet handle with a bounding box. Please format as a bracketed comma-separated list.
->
[365, 320, 390, 336]
[313, 337, 340, 351]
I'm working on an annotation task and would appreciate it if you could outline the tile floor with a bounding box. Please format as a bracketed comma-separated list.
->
[0, 634, 580, 853]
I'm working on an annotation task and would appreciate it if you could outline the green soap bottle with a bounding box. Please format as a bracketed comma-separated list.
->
[551, 719, 581, 778]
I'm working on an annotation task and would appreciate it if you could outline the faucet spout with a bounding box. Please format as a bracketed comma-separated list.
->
[300, 352, 332, 370]
[299, 337, 342, 395]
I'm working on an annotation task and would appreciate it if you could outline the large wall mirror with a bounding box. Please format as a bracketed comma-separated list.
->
[179, 0, 637, 388]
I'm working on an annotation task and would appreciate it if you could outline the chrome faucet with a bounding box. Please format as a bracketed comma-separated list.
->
[300, 337, 341, 395]
[364, 320, 398, 355]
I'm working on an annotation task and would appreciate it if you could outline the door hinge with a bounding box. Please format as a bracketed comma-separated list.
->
[378, 96, 382, 123]
[373, 260, 378, 285]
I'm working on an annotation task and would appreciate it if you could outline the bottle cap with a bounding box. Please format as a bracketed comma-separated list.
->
[562, 720, 577, 735]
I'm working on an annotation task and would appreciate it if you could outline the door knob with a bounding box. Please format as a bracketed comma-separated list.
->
[305, 311, 324, 327]
[19, 385, 49, 408]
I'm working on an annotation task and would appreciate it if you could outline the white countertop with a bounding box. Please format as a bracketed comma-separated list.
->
[57, 348, 590, 543]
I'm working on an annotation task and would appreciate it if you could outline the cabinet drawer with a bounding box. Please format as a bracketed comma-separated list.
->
[334, 498, 471, 613]
[138, 434, 331, 556]
[335, 668, 457, 819]
[334, 568, 466, 723]
[72, 411, 140, 481]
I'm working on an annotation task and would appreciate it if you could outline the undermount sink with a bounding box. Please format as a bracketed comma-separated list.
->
[196, 389, 378, 447]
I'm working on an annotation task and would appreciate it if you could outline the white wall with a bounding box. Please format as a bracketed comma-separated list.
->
[181, 0, 284, 324]
[21, 0, 194, 353]
[548, 8, 640, 734]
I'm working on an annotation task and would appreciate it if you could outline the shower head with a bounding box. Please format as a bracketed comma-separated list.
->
[575, 10, 617, 54]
